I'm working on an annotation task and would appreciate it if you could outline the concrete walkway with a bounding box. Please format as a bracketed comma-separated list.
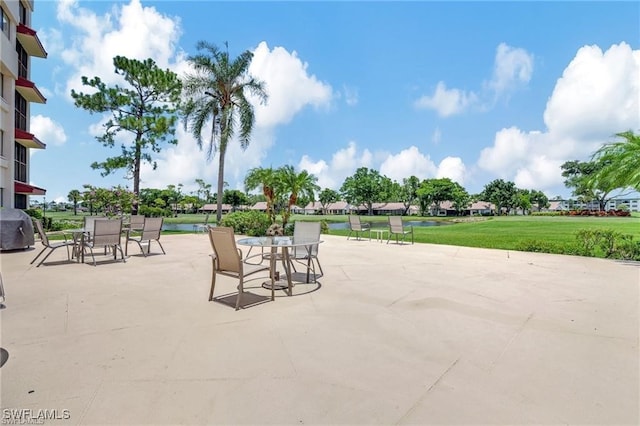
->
[0, 233, 638, 425]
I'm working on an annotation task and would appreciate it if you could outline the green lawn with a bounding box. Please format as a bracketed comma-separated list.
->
[42, 211, 640, 255]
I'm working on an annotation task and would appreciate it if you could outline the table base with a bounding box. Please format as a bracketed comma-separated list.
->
[262, 280, 290, 291]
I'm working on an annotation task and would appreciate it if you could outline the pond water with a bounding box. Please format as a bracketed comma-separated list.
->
[328, 220, 448, 230]
[163, 220, 449, 232]
[162, 223, 212, 232]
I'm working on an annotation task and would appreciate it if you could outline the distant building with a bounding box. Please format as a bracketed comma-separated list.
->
[550, 198, 640, 213]
[199, 203, 233, 214]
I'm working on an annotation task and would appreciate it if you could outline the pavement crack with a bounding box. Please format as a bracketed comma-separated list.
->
[396, 357, 460, 424]
[488, 312, 534, 372]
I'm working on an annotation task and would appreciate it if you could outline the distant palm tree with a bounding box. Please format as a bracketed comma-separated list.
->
[591, 131, 640, 191]
[245, 166, 279, 224]
[182, 41, 268, 224]
[67, 189, 81, 215]
[277, 165, 319, 228]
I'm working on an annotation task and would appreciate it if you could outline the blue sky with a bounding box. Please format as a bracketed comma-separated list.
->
[28, 0, 640, 204]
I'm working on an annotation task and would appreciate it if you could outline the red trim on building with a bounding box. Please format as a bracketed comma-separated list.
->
[15, 182, 47, 196]
[15, 128, 46, 149]
[16, 23, 48, 58]
[16, 77, 47, 103]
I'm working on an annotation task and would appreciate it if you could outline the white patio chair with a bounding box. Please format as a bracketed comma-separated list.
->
[290, 221, 323, 283]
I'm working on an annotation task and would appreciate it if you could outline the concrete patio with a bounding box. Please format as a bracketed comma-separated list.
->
[0, 233, 638, 425]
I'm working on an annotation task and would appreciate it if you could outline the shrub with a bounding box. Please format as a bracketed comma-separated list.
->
[575, 228, 640, 260]
[24, 208, 42, 219]
[613, 235, 640, 260]
[138, 206, 170, 218]
[221, 211, 271, 236]
[516, 239, 564, 254]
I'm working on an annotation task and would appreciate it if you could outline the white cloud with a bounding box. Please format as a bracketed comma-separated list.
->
[477, 126, 531, 177]
[544, 42, 639, 144]
[414, 81, 478, 117]
[436, 157, 466, 185]
[342, 84, 359, 106]
[57, 0, 183, 98]
[249, 42, 333, 127]
[30, 115, 67, 146]
[476, 42, 639, 195]
[416, 43, 533, 117]
[298, 141, 372, 190]
[431, 127, 442, 145]
[486, 43, 534, 97]
[379, 146, 437, 182]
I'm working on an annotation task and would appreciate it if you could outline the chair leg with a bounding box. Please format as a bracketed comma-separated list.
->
[208, 261, 217, 302]
[139, 240, 148, 257]
[116, 245, 126, 263]
[156, 239, 166, 255]
[37, 248, 55, 267]
[236, 278, 244, 311]
[86, 247, 97, 266]
[30, 246, 47, 265]
[315, 257, 324, 278]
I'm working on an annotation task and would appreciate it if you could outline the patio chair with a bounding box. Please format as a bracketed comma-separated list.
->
[387, 216, 414, 244]
[83, 219, 126, 266]
[128, 214, 146, 232]
[290, 221, 323, 283]
[125, 217, 165, 257]
[208, 226, 270, 310]
[30, 219, 76, 267]
[347, 215, 371, 240]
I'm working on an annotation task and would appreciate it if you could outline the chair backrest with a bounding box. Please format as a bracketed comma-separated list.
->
[92, 219, 123, 246]
[141, 217, 163, 240]
[129, 215, 146, 231]
[33, 218, 49, 247]
[83, 216, 108, 232]
[208, 226, 241, 273]
[349, 215, 363, 231]
[388, 216, 405, 232]
[293, 221, 321, 257]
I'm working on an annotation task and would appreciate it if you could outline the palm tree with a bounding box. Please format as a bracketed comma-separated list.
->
[591, 131, 640, 191]
[245, 167, 279, 224]
[182, 41, 268, 224]
[277, 165, 320, 229]
[67, 189, 81, 215]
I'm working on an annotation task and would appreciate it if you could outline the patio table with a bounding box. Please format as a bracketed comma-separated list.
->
[237, 236, 322, 297]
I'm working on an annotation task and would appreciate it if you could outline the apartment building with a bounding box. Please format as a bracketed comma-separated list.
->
[0, 0, 47, 209]
[550, 198, 640, 213]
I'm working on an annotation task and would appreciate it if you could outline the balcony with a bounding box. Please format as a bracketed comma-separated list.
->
[15, 128, 46, 149]
[14, 181, 46, 195]
[16, 23, 48, 58]
[15, 77, 47, 104]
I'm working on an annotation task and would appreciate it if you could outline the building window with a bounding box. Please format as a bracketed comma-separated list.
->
[0, 72, 4, 99]
[19, 1, 27, 25]
[0, 187, 4, 208]
[15, 194, 27, 209]
[15, 93, 27, 130]
[17, 43, 28, 78]
[14, 142, 27, 182]
[1, 7, 9, 39]
[0, 129, 4, 157]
